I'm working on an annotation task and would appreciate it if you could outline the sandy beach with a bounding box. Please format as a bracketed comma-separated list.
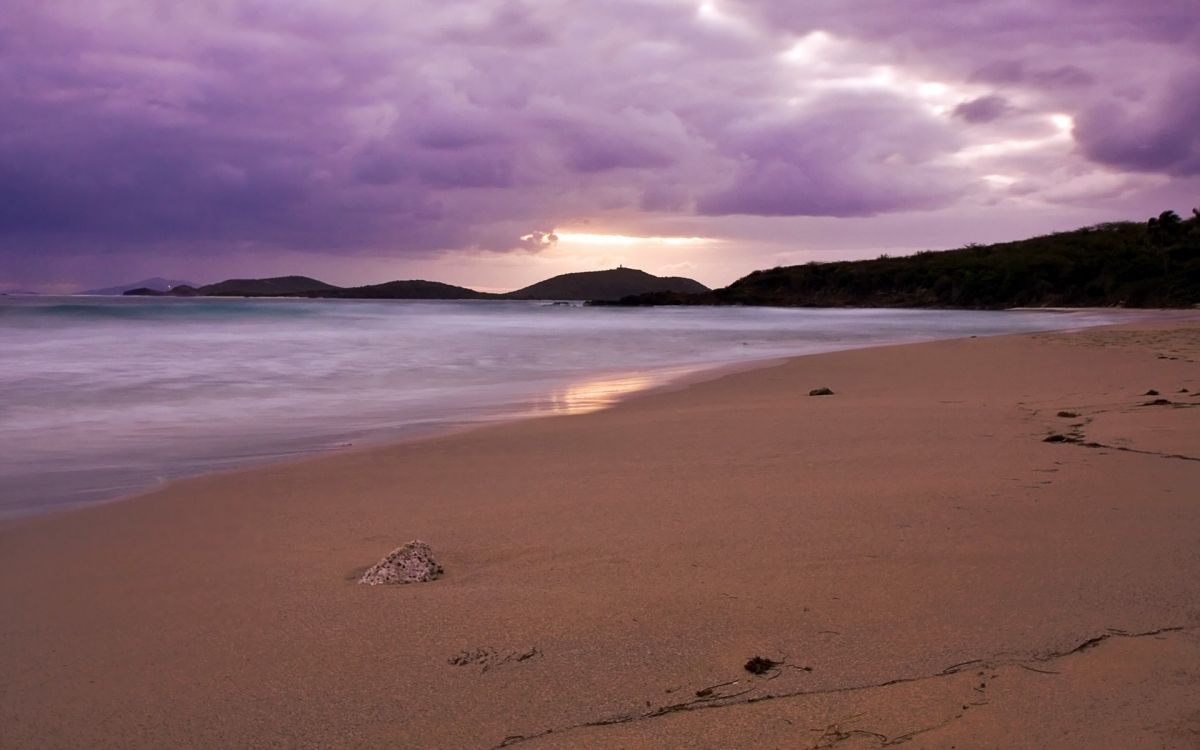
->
[2, 319, 1199, 749]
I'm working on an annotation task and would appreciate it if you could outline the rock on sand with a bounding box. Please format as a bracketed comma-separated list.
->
[359, 540, 443, 585]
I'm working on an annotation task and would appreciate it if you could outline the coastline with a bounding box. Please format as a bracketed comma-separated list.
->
[2, 317, 1199, 748]
[0, 303, 1162, 524]
[0, 355, 783, 527]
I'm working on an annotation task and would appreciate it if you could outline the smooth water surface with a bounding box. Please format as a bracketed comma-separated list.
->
[0, 297, 1132, 518]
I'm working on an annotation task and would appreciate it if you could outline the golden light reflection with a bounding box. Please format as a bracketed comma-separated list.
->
[539, 372, 668, 416]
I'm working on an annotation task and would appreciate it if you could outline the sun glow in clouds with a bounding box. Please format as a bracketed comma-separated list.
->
[554, 231, 716, 247]
[781, 30, 834, 64]
[956, 113, 1076, 162]
[695, 0, 754, 33]
[777, 29, 1080, 168]
[780, 30, 979, 117]
[982, 174, 1018, 188]
[1050, 114, 1074, 133]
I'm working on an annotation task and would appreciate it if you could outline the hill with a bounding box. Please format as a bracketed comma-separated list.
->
[195, 276, 339, 296]
[82, 277, 195, 295]
[124, 285, 200, 297]
[126, 277, 336, 297]
[504, 267, 709, 301]
[121, 268, 708, 301]
[309, 280, 496, 300]
[601, 209, 1200, 309]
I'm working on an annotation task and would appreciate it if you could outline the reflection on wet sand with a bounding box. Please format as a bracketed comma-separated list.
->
[540, 371, 679, 416]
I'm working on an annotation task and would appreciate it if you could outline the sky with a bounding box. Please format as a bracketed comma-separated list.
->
[2, 0, 1198, 293]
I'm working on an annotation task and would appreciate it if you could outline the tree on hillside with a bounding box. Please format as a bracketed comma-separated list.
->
[1148, 210, 1181, 238]
[1148, 210, 1183, 272]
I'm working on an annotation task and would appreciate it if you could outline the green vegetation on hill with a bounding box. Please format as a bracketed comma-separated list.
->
[602, 209, 1200, 309]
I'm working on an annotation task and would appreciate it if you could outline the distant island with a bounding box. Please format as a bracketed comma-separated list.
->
[122, 267, 709, 302]
[602, 209, 1200, 309]
[114, 209, 1200, 308]
[83, 277, 197, 296]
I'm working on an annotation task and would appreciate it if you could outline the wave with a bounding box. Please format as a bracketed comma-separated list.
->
[0, 297, 1136, 519]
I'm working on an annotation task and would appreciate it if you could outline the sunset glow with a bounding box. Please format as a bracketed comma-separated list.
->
[0, 1, 1194, 292]
[2, 5, 1198, 748]
[553, 232, 717, 247]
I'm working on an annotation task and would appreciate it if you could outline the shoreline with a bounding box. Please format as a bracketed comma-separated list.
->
[2, 317, 1198, 748]
[0, 355, 784, 528]
[2, 306, 1173, 526]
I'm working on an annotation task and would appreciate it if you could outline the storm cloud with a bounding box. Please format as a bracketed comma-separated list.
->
[1, 0, 1197, 288]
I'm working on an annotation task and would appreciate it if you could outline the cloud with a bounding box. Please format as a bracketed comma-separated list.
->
[1074, 76, 1200, 176]
[697, 92, 967, 217]
[518, 230, 559, 251]
[954, 95, 1012, 124]
[968, 61, 1095, 89]
[1, 0, 1198, 288]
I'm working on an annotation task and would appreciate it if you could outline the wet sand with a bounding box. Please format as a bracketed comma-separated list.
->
[2, 320, 1199, 749]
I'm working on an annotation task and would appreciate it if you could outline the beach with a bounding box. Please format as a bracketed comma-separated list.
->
[2, 298, 1121, 521]
[2, 319, 1198, 749]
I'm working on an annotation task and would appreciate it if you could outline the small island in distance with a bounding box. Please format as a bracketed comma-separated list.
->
[121, 209, 1200, 308]
[123, 266, 709, 302]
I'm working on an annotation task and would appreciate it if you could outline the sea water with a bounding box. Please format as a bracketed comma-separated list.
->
[0, 297, 1132, 519]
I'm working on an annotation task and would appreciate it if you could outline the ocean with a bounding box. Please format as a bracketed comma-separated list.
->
[0, 296, 1133, 519]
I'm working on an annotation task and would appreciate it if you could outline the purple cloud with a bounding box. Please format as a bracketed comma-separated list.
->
[1075, 76, 1200, 176]
[968, 60, 1094, 89]
[698, 92, 966, 217]
[1, 0, 1198, 289]
[953, 95, 1013, 124]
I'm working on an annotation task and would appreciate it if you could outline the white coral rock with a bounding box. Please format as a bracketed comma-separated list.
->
[359, 540, 443, 585]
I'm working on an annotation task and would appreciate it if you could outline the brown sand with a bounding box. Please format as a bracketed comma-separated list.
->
[2, 320, 1199, 749]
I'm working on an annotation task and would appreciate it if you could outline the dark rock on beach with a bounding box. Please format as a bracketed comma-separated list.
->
[1043, 433, 1078, 443]
[744, 656, 780, 675]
